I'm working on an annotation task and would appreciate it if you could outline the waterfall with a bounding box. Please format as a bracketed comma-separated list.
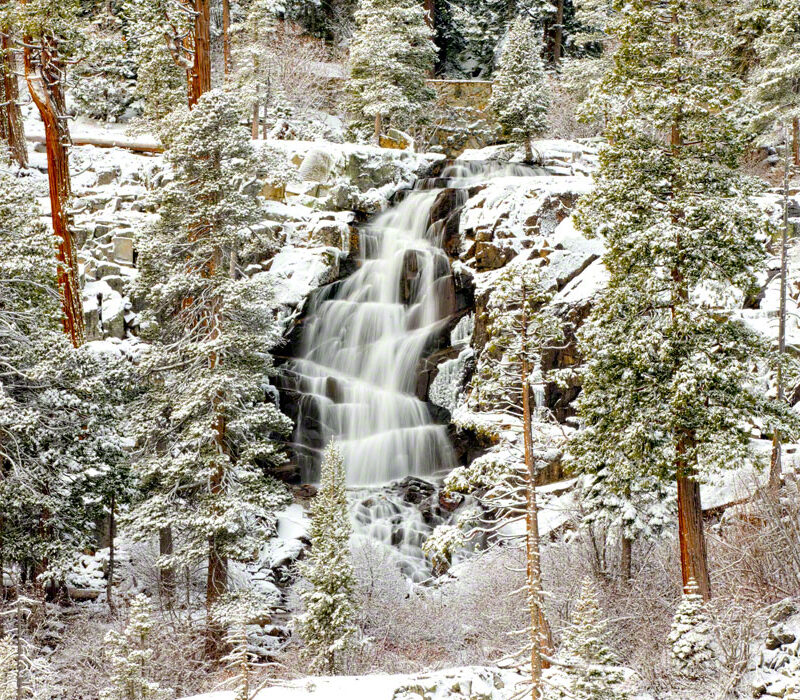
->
[284, 160, 545, 486]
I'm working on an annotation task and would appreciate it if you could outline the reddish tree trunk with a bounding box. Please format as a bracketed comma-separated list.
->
[0, 36, 27, 168]
[552, 0, 565, 66]
[23, 38, 85, 347]
[223, 0, 231, 76]
[677, 471, 710, 599]
[188, 0, 212, 107]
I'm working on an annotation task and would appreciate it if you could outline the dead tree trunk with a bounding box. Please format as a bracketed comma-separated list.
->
[22, 36, 85, 347]
[770, 132, 789, 491]
[0, 37, 27, 168]
[552, 0, 564, 66]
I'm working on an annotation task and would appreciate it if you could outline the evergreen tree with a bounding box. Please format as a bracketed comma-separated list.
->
[126, 89, 292, 641]
[297, 441, 357, 675]
[571, 0, 798, 600]
[489, 15, 549, 163]
[558, 579, 627, 700]
[100, 594, 173, 700]
[347, 0, 437, 141]
[0, 157, 130, 589]
[749, 0, 800, 163]
[668, 579, 715, 679]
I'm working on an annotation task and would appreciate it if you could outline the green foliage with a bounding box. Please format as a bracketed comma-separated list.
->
[347, 0, 436, 134]
[570, 0, 798, 500]
[297, 441, 357, 675]
[489, 15, 549, 148]
[127, 89, 292, 575]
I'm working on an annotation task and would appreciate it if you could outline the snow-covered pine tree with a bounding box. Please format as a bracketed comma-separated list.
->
[347, 0, 437, 141]
[668, 579, 715, 679]
[750, 0, 800, 163]
[297, 441, 357, 675]
[558, 578, 627, 700]
[0, 156, 130, 591]
[571, 0, 798, 600]
[100, 594, 173, 700]
[127, 89, 292, 647]
[489, 15, 549, 163]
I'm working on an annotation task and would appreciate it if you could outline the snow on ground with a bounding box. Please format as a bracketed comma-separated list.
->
[179, 666, 528, 700]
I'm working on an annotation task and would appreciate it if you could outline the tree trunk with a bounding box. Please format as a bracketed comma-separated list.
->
[552, 0, 565, 66]
[676, 471, 710, 599]
[107, 493, 115, 613]
[620, 535, 632, 584]
[374, 113, 382, 145]
[0, 38, 27, 168]
[22, 37, 84, 347]
[222, 0, 231, 76]
[521, 283, 547, 699]
[252, 99, 259, 140]
[793, 116, 799, 167]
[771, 135, 789, 491]
[187, 0, 212, 108]
[524, 139, 533, 164]
[159, 526, 175, 604]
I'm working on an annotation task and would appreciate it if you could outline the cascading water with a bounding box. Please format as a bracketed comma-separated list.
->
[283, 158, 546, 579]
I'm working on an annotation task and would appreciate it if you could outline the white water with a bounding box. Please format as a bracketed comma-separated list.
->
[285, 160, 546, 487]
[286, 189, 457, 485]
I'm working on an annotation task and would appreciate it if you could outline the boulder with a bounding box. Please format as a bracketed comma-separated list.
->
[380, 128, 414, 151]
[475, 240, 514, 270]
[113, 235, 134, 265]
[298, 148, 336, 183]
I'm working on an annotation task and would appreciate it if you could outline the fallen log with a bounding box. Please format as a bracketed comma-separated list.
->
[28, 133, 163, 154]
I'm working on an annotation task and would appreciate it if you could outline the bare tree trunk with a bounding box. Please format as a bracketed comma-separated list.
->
[16, 597, 23, 700]
[159, 526, 175, 604]
[793, 116, 799, 167]
[0, 38, 27, 168]
[620, 535, 632, 584]
[374, 113, 382, 145]
[524, 139, 533, 164]
[23, 36, 85, 347]
[107, 493, 116, 613]
[251, 98, 259, 140]
[521, 282, 547, 699]
[222, 0, 231, 76]
[552, 0, 564, 66]
[771, 132, 789, 492]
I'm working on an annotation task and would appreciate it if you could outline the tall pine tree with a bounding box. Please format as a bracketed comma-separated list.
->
[571, 0, 797, 600]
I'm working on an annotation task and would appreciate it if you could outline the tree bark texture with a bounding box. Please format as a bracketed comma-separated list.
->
[0, 37, 27, 168]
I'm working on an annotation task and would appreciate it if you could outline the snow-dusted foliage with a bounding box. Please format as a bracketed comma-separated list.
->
[0, 157, 132, 583]
[489, 15, 549, 160]
[100, 594, 173, 700]
[570, 0, 799, 543]
[0, 636, 15, 700]
[668, 580, 715, 678]
[123, 0, 187, 120]
[421, 524, 464, 573]
[126, 90, 292, 590]
[556, 578, 627, 700]
[749, 0, 800, 141]
[346, 0, 436, 136]
[297, 441, 357, 674]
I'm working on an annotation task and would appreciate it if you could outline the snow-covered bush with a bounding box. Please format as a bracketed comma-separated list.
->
[422, 524, 464, 574]
[668, 580, 715, 679]
[100, 594, 173, 700]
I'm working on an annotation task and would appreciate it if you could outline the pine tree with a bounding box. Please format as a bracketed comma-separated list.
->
[297, 441, 357, 675]
[347, 0, 437, 141]
[749, 0, 800, 163]
[100, 595, 173, 700]
[0, 156, 131, 590]
[571, 0, 799, 600]
[559, 579, 627, 700]
[489, 15, 549, 163]
[668, 579, 715, 679]
[126, 89, 292, 646]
